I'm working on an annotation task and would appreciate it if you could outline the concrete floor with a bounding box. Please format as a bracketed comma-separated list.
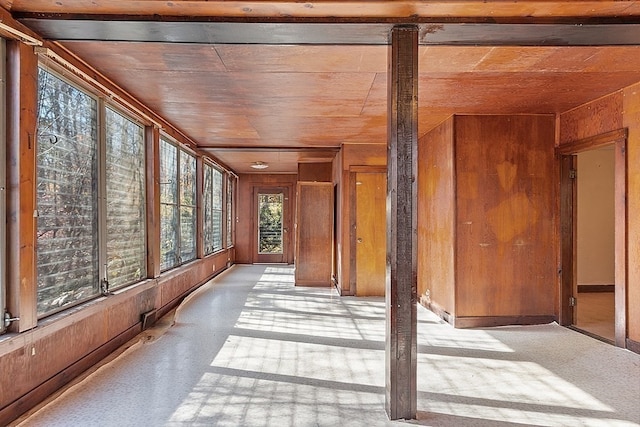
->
[17, 265, 640, 427]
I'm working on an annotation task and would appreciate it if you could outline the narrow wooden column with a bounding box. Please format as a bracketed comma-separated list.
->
[146, 125, 161, 278]
[386, 25, 418, 420]
[6, 42, 38, 332]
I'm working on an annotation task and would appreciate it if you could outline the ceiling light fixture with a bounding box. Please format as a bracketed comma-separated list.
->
[250, 161, 269, 170]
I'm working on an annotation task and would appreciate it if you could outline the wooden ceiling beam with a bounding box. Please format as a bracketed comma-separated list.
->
[18, 20, 640, 46]
[7, 1, 640, 21]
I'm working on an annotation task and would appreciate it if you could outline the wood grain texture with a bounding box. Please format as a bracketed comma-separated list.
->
[559, 92, 624, 144]
[146, 126, 161, 278]
[6, 41, 38, 332]
[417, 117, 455, 315]
[455, 115, 557, 318]
[298, 162, 332, 182]
[9, 1, 640, 19]
[559, 155, 576, 326]
[386, 26, 417, 421]
[354, 171, 386, 296]
[295, 182, 333, 286]
[337, 144, 386, 295]
[623, 82, 640, 344]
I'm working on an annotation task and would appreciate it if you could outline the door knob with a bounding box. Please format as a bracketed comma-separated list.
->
[357, 238, 363, 243]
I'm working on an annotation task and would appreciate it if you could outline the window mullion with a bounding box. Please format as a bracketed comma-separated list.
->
[0, 38, 7, 333]
[97, 98, 108, 294]
[176, 148, 182, 264]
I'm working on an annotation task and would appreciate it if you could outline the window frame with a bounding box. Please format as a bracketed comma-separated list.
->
[102, 104, 148, 290]
[226, 173, 236, 249]
[35, 65, 101, 317]
[203, 160, 224, 256]
[159, 136, 198, 271]
[35, 63, 149, 317]
[0, 38, 7, 333]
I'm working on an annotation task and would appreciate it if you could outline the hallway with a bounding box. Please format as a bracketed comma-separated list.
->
[16, 265, 640, 427]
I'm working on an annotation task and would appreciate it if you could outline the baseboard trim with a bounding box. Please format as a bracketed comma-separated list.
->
[0, 323, 141, 427]
[577, 284, 615, 293]
[454, 315, 556, 329]
[420, 298, 453, 325]
[627, 338, 640, 355]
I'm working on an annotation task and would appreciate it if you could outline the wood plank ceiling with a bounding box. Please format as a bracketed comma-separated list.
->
[7, 1, 640, 173]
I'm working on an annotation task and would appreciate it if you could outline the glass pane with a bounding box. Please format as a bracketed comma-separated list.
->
[105, 108, 146, 287]
[180, 152, 196, 208]
[212, 168, 223, 252]
[180, 206, 196, 262]
[258, 193, 283, 254]
[159, 139, 178, 270]
[36, 68, 99, 315]
[160, 140, 177, 205]
[203, 164, 214, 255]
[160, 203, 178, 270]
[180, 151, 196, 261]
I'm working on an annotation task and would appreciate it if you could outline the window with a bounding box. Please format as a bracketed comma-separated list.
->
[180, 150, 197, 262]
[105, 107, 146, 288]
[203, 162, 223, 255]
[160, 138, 196, 270]
[211, 166, 223, 252]
[36, 68, 99, 315]
[0, 38, 6, 332]
[35, 68, 148, 316]
[226, 174, 235, 248]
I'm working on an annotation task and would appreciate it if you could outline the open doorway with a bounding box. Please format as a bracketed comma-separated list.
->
[559, 129, 627, 347]
[253, 187, 291, 264]
[574, 147, 615, 342]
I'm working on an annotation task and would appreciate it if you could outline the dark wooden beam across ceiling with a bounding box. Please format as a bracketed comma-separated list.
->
[18, 20, 640, 46]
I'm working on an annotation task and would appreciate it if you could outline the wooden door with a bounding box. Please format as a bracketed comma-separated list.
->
[295, 182, 334, 286]
[354, 171, 387, 296]
[254, 187, 290, 263]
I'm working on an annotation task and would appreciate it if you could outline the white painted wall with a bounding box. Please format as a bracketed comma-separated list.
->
[577, 147, 615, 286]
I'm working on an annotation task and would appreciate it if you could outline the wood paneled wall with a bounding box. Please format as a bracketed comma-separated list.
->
[298, 162, 332, 182]
[624, 83, 640, 346]
[559, 88, 640, 350]
[417, 117, 455, 319]
[455, 115, 557, 322]
[235, 173, 298, 264]
[560, 92, 624, 144]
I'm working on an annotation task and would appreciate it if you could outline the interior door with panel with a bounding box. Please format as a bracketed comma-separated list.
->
[353, 170, 387, 296]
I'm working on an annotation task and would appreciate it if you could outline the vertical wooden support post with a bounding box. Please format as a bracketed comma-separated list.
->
[146, 126, 161, 278]
[386, 25, 418, 420]
[6, 42, 38, 332]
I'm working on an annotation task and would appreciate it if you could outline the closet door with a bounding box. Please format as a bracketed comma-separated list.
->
[295, 182, 333, 286]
